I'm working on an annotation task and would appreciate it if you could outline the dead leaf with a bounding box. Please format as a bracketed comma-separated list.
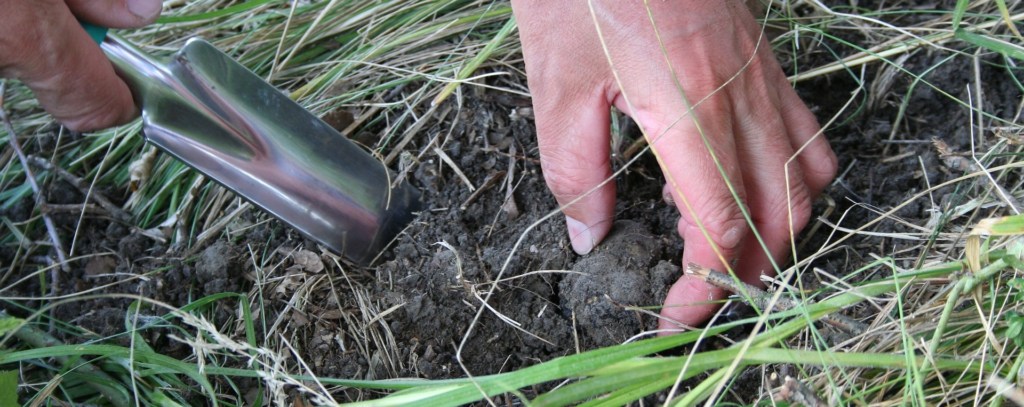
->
[278, 248, 325, 273]
[243, 387, 261, 406]
[274, 275, 304, 295]
[292, 310, 309, 328]
[128, 147, 158, 192]
[85, 256, 117, 276]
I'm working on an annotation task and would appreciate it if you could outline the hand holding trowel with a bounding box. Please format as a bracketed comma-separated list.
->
[2, 9, 421, 266]
[90, 25, 421, 265]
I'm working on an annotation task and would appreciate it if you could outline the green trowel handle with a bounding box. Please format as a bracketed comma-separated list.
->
[80, 21, 109, 44]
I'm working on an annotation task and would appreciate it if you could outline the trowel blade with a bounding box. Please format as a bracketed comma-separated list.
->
[103, 35, 420, 265]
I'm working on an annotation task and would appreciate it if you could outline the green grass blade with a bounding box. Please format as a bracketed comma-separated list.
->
[955, 29, 1024, 60]
[973, 213, 1024, 235]
[994, 0, 1024, 40]
[0, 370, 18, 407]
[155, 0, 279, 24]
[952, 0, 970, 30]
[0, 344, 217, 401]
[0, 315, 23, 336]
[433, 16, 517, 105]
[578, 375, 678, 407]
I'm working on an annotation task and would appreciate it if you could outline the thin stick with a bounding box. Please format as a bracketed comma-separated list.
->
[39, 203, 103, 216]
[195, 201, 252, 245]
[25, 155, 130, 222]
[433, 146, 476, 191]
[686, 263, 868, 336]
[0, 81, 69, 272]
[460, 170, 505, 210]
[500, 142, 518, 218]
[383, 104, 450, 166]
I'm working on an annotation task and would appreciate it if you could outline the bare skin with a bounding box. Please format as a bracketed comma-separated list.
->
[511, 0, 838, 330]
[0, 0, 161, 131]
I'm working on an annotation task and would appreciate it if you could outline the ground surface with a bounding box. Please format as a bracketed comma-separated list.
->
[3, 5, 1023, 403]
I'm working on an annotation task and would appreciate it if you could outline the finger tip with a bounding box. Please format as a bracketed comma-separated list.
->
[657, 275, 726, 331]
[566, 215, 608, 255]
[126, 0, 163, 24]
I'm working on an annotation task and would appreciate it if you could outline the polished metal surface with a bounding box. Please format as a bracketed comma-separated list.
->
[102, 34, 420, 265]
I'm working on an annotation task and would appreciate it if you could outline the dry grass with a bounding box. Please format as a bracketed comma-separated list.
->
[4, 0, 1024, 405]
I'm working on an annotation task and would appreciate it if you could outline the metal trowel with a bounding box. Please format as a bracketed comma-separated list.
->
[86, 25, 421, 265]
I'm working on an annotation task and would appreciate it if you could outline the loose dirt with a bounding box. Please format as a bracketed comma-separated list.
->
[3, 7, 1024, 403]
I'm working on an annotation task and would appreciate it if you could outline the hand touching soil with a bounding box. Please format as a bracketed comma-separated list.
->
[0, 0, 161, 131]
[511, 0, 838, 329]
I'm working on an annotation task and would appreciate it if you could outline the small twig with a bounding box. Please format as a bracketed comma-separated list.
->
[460, 170, 505, 210]
[342, 104, 382, 137]
[771, 373, 828, 407]
[500, 143, 519, 219]
[490, 149, 540, 163]
[383, 104, 451, 166]
[686, 263, 868, 336]
[195, 201, 252, 246]
[25, 155, 131, 221]
[622, 136, 648, 160]
[688, 263, 799, 310]
[0, 81, 69, 272]
[933, 138, 1023, 213]
[434, 146, 476, 192]
[39, 203, 103, 216]
[880, 139, 934, 144]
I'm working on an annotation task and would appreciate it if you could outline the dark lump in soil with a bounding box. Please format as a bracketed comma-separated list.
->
[195, 241, 240, 295]
[561, 220, 679, 347]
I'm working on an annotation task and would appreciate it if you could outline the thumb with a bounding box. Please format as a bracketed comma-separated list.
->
[535, 87, 617, 255]
[66, 0, 163, 28]
[2, 0, 137, 131]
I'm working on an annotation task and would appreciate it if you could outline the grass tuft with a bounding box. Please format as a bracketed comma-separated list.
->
[5, 0, 1024, 405]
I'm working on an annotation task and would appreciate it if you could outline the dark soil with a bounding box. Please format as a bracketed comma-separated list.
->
[4, 2, 1024, 403]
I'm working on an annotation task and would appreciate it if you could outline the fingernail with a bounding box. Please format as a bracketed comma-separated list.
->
[566, 216, 595, 255]
[126, 0, 162, 20]
[662, 190, 675, 206]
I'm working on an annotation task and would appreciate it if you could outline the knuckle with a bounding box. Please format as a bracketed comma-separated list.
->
[539, 145, 609, 202]
[780, 186, 814, 231]
[44, 86, 132, 133]
[803, 141, 839, 187]
[63, 112, 115, 132]
[759, 166, 815, 231]
[693, 196, 748, 250]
